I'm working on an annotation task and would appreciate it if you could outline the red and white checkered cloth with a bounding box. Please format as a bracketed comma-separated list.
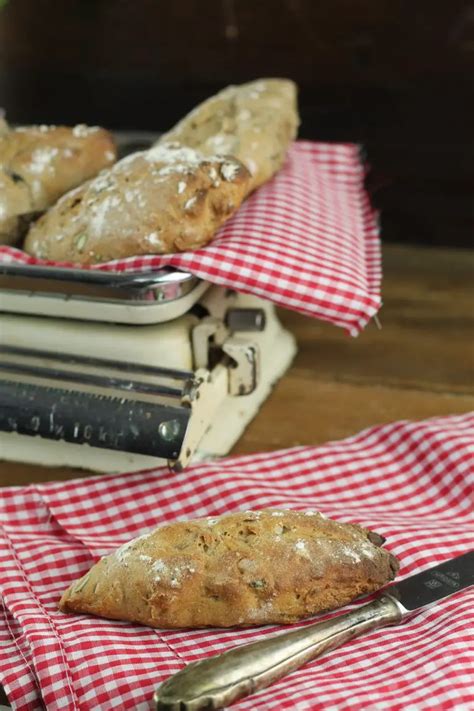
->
[0, 142, 381, 336]
[0, 414, 473, 711]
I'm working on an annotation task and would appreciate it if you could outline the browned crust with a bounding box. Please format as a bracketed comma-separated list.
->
[59, 509, 399, 629]
[158, 78, 300, 193]
[24, 143, 251, 263]
[0, 123, 116, 245]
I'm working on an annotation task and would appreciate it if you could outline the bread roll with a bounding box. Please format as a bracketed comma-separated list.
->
[157, 78, 299, 193]
[0, 123, 116, 245]
[59, 509, 399, 629]
[24, 143, 251, 263]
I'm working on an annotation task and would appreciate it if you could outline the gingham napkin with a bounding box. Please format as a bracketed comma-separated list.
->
[1, 414, 473, 711]
[0, 142, 381, 336]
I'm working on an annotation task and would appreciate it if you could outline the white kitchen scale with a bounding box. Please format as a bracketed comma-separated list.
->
[0, 262, 296, 473]
[0, 129, 296, 474]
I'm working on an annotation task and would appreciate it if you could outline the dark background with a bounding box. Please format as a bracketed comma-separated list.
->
[0, 0, 473, 247]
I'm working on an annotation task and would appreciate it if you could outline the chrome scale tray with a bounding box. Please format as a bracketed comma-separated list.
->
[0, 263, 209, 324]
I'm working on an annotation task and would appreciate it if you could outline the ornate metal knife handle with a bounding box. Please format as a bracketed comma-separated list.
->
[154, 595, 403, 710]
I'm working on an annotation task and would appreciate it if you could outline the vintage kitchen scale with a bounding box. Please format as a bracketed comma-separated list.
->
[0, 131, 294, 473]
[0, 131, 297, 473]
[0, 264, 296, 472]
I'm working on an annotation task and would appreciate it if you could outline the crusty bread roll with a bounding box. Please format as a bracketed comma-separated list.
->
[24, 143, 251, 263]
[157, 78, 299, 193]
[59, 509, 399, 629]
[0, 122, 116, 245]
[23, 79, 297, 261]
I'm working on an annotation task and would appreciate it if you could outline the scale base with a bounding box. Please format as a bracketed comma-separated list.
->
[0, 295, 296, 474]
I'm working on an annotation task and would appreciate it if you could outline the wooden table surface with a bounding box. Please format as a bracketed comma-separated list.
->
[0, 243, 473, 487]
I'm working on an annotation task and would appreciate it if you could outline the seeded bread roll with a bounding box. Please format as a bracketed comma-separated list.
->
[157, 78, 299, 193]
[59, 509, 399, 629]
[24, 143, 251, 263]
[0, 123, 116, 245]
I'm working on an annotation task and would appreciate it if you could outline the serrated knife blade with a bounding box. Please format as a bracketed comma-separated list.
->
[154, 550, 474, 710]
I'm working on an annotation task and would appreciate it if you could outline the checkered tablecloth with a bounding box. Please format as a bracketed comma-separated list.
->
[0, 414, 473, 710]
[0, 142, 381, 336]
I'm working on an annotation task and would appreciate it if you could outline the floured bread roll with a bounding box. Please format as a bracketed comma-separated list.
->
[0, 122, 116, 245]
[157, 78, 299, 193]
[59, 509, 399, 629]
[24, 143, 251, 263]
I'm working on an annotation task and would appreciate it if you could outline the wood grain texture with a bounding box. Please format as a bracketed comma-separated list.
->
[0, 244, 472, 486]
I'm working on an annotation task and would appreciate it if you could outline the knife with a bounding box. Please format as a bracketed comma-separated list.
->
[154, 550, 474, 710]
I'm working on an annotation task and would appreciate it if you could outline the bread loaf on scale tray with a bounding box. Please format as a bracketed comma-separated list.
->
[23, 78, 299, 262]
